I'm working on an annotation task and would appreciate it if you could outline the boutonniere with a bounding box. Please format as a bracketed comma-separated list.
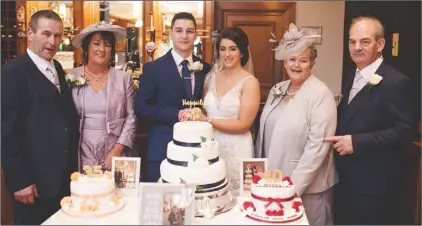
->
[270, 84, 284, 104]
[188, 61, 203, 73]
[65, 73, 88, 88]
[367, 73, 382, 92]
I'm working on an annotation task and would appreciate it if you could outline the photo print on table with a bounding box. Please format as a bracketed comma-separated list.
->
[239, 158, 268, 196]
[111, 156, 141, 197]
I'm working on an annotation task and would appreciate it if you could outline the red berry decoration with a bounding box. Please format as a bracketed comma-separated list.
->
[266, 209, 272, 216]
[282, 176, 293, 185]
[271, 210, 278, 216]
[252, 175, 261, 184]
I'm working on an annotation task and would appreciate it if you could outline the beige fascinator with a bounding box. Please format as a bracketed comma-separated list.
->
[71, 21, 126, 48]
[269, 23, 321, 60]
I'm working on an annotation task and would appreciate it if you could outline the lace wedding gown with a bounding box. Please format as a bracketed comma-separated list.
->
[204, 73, 255, 197]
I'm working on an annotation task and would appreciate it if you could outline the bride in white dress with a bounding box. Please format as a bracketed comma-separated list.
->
[193, 27, 260, 196]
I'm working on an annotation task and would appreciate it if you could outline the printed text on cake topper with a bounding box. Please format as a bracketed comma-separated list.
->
[182, 99, 204, 121]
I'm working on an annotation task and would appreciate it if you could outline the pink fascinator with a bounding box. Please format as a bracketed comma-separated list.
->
[269, 23, 321, 60]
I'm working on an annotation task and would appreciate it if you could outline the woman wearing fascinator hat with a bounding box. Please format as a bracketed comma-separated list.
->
[191, 27, 260, 197]
[69, 21, 136, 171]
[254, 23, 338, 225]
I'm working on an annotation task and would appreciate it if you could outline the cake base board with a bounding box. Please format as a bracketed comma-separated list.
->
[61, 199, 125, 218]
[245, 212, 304, 224]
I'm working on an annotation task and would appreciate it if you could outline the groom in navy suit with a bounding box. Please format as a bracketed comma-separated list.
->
[324, 17, 416, 224]
[135, 12, 211, 182]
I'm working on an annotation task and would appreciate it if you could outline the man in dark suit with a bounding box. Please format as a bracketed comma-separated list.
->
[1, 10, 79, 225]
[135, 12, 211, 182]
[324, 16, 416, 224]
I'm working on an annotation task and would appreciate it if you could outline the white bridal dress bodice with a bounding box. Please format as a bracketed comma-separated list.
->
[203, 73, 254, 196]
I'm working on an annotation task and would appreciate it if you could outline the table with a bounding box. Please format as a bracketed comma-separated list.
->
[43, 197, 309, 225]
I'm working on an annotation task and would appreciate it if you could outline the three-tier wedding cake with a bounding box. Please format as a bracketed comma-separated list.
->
[160, 121, 233, 214]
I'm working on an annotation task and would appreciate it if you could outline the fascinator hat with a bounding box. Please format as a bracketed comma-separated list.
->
[72, 21, 126, 48]
[270, 23, 321, 60]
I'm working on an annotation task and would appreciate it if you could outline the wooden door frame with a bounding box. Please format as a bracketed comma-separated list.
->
[214, 2, 295, 82]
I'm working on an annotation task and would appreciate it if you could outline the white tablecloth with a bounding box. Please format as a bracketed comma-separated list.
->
[42, 197, 309, 225]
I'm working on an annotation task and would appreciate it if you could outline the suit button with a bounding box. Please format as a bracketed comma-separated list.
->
[64, 149, 68, 153]
[64, 127, 68, 131]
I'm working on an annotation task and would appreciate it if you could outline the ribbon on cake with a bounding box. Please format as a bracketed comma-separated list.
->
[173, 139, 201, 147]
[162, 178, 227, 192]
[167, 156, 219, 166]
[251, 193, 294, 209]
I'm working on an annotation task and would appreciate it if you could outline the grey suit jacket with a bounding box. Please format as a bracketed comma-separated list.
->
[255, 75, 338, 196]
[70, 66, 136, 169]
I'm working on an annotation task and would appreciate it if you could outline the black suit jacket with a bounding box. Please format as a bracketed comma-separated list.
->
[1, 52, 79, 198]
[335, 61, 416, 195]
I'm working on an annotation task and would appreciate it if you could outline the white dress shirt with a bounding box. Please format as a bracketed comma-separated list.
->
[26, 48, 60, 92]
[171, 49, 195, 95]
[349, 56, 383, 103]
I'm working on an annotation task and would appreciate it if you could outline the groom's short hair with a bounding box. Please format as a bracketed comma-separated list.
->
[171, 12, 197, 30]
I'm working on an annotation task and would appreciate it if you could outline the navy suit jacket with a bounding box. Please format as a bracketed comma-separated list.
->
[335, 61, 416, 195]
[135, 50, 211, 162]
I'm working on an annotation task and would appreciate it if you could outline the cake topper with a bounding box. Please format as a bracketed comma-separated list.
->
[82, 165, 104, 178]
[182, 99, 204, 121]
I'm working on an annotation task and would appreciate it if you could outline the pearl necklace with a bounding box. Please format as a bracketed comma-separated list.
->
[286, 89, 297, 96]
[86, 67, 109, 81]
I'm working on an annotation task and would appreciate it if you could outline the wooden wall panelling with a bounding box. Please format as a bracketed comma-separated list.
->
[215, 2, 295, 101]
[142, 1, 153, 64]
[203, 1, 214, 64]
[1, 168, 13, 226]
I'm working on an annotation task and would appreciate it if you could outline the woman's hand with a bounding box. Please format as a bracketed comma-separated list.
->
[103, 144, 125, 170]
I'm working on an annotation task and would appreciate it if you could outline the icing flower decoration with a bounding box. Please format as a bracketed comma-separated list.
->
[368, 73, 383, 86]
[243, 201, 256, 212]
[282, 176, 293, 185]
[188, 61, 203, 73]
[292, 201, 303, 212]
[252, 175, 262, 184]
[266, 209, 284, 216]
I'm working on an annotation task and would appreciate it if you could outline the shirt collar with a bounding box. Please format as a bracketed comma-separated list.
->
[356, 56, 383, 81]
[171, 49, 193, 66]
[26, 48, 55, 71]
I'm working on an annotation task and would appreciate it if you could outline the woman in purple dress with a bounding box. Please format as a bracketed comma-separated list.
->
[69, 21, 136, 170]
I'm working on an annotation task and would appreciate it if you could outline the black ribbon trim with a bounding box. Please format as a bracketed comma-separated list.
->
[167, 157, 219, 166]
[173, 139, 200, 147]
[162, 178, 226, 191]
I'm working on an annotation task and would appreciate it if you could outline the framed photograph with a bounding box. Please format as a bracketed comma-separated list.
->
[139, 183, 195, 225]
[239, 158, 268, 196]
[111, 157, 141, 197]
[302, 26, 323, 44]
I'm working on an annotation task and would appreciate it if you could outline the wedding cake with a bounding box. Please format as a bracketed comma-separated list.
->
[243, 164, 253, 190]
[241, 170, 304, 224]
[60, 166, 124, 218]
[160, 121, 233, 214]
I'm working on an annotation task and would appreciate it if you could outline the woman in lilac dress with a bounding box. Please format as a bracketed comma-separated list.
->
[70, 22, 136, 170]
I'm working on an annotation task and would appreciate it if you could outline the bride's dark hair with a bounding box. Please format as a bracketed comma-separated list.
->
[216, 27, 250, 66]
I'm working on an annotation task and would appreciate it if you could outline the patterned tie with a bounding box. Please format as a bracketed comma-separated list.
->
[46, 67, 61, 93]
[180, 60, 192, 99]
[348, 71, 364, 104]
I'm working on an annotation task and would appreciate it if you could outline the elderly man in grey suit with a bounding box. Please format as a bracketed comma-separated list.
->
[255, 23, 338, 225]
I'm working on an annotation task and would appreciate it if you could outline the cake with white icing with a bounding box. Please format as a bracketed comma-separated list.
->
[241, 170, 304, 224]
[243, 164, 253, 190]
[160, 121, 232, 214]
[60, 167, 124, 218]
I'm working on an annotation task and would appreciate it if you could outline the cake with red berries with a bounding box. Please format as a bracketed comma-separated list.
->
[241, 169, 304, 224]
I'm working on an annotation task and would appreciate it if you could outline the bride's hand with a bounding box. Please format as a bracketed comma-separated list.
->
[196, 109, 208, 122]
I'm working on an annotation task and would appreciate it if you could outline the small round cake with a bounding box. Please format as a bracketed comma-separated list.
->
[241, 170, 304, 224]
[60, 167, 124, 218]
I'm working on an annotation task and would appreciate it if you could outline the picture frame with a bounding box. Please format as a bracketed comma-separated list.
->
[302, 26, 323, 44]
[239, 158, 268, 196]
[139, 183, 195, 225]
[111, 156, 141, 197]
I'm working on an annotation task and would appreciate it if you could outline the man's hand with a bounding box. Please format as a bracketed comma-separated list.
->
[324, 135, 354, 156]
[103, 144, 124, 170]
[14, 184, 38, 204]
[178, 109, 190, 122]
